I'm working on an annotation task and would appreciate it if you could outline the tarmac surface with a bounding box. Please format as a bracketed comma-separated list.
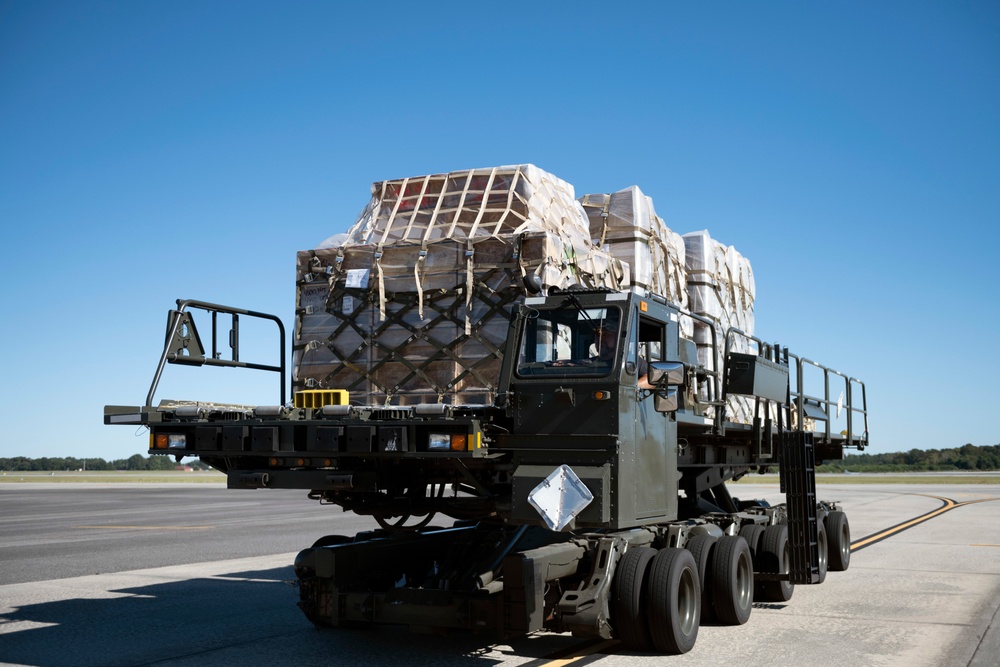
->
[1, 481, 998, 666]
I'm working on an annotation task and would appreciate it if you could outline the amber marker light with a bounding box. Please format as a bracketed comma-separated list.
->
[450, 434, 468, 451]
[593, 391, 611, 400]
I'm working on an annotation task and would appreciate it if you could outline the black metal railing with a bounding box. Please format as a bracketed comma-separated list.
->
[146, 299, 286, 407]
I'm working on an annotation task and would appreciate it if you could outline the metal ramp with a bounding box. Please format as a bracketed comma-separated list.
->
[781, 430, 820, 584]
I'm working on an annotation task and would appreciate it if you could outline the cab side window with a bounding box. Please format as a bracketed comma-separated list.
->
[638, 316, 665, 366]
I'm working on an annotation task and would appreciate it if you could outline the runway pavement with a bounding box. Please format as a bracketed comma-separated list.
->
[1, 481, 998, 666]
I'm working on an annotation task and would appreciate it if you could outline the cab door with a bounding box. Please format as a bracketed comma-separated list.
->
[629, 311, 679, 521]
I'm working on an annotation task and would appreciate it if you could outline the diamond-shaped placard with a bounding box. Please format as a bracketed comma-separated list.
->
[527, 464, 594, 531]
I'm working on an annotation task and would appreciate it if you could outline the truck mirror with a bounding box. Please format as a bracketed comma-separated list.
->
[522, 273, 543, 295]
[648, 361, 684, 386]
[653, 389, 679, 413]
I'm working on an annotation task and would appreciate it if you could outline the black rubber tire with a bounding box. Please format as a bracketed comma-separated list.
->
[311, 534, 351, 548]
[738, 524, 766, 560]
[757, 524, 795, 602]
[827, 511, 851, 571]
[710, 535, 754, 625]
[646, 548, 700, 654]
[816, 519, 829, 583]
[686, 534, 718, 623]
[612, 546, 656, 651]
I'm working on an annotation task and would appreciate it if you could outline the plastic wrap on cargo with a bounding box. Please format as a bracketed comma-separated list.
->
[579, 188, 684, 295]
[683, 230, 757, 423]
[683, 230, 755, 335]
[580, 186, 691, 337]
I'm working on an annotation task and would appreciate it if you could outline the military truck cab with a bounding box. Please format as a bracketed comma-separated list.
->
[498, 288, 686, 531]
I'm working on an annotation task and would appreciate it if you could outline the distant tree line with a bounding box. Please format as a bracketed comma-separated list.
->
[0, 455, 211, 472]
[3, 445, 998, 474]
[818, 443, 1000, 473]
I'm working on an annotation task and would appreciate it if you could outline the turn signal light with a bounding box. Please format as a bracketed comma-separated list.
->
[450, 434, 467, 451]
[153, 434, 186, 449]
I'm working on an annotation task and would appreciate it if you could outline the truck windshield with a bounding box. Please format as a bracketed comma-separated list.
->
[515, 306, 622, 379]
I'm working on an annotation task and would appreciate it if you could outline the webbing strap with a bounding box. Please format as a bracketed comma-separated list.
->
[397, 176, 426, 243]
[490, 166, 519, 237]
[413, 176, 449, 320]
[464, 241, 475, 334]
[375, 179, 412, 322]
[415, 244, 427, 320]
[466, 167, 496, 240]
[444, 171, 473, 239]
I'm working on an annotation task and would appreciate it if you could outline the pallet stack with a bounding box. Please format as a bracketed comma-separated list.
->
[683, 229, 758, 422]
[294, 165, 628, 406]
[294, 165, 762, 423]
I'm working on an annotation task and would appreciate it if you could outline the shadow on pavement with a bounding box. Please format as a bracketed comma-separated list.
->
[0, 566, 572, 666]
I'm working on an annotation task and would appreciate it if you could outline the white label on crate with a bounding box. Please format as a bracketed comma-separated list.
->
[342, 295, 354, 313]
[345, 269, 370, 288]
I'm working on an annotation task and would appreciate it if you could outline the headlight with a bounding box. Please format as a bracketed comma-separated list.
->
[428, 433, 452, 451]
[428, 433, 468, 452]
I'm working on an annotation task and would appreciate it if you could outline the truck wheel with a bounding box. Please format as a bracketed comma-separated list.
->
[816, 519, 829, 583]
[710, 535, 753, 625]
[738, 524, 765, 559]
[685, 534, 717, 623]
[312, 534, 350, 548]
[646, 548, 700, 654]
[826, 511, 851, 571]
[612, 546, 656, 651]
[757, 525, 794, 602]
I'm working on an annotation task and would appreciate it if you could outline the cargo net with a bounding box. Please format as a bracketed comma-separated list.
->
[295, 165, 629, 406]
[296, 254, 514, 406]
[331, 164, 593, 247]
[682, 230, 761, 424]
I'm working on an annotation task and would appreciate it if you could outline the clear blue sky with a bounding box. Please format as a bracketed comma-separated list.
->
[2, 1, 997, 461]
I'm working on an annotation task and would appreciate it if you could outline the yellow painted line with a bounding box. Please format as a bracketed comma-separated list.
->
[851, 494, 1000, 551]
[76, 525, 213, 531]
[850, 495, 956, 550]
[543, 639, 620, 666]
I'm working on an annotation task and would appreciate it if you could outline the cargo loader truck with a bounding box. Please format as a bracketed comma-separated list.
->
[104, 165, 868, 654]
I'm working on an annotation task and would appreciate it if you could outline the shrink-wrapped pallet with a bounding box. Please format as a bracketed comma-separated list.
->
[683, 230, 758, 423]
[579, 186, 692, 337]
[294, 165, 629, 406]
[579, 186, 687, 305]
